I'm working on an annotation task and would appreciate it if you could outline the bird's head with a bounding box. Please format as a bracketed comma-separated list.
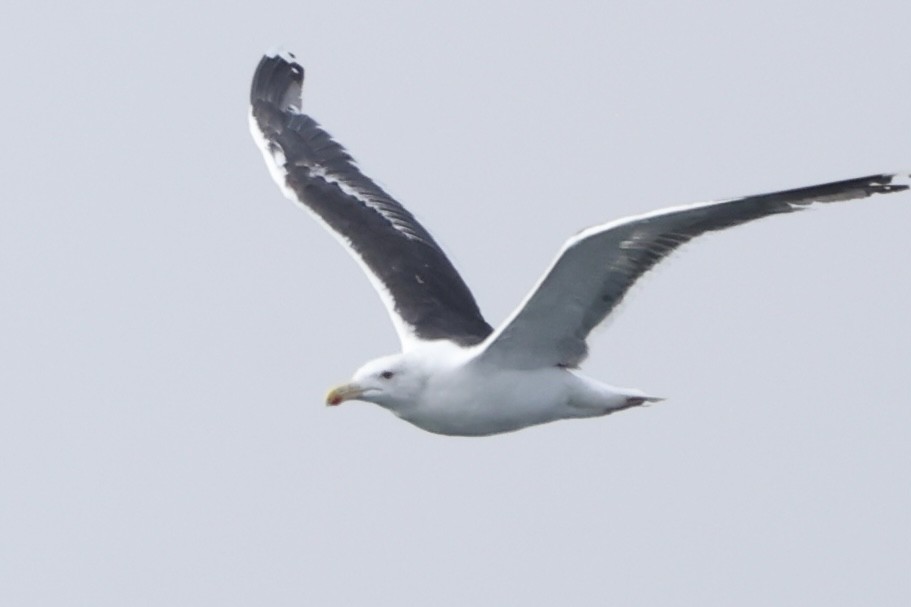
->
[325, 353, 424, 411]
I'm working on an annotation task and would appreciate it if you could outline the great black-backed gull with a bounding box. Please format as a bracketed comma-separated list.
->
[249, 50, 908, 436]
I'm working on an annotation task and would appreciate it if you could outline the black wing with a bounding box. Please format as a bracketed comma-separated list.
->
[477, 173, 908, 369]
[249, 51, 492, 348]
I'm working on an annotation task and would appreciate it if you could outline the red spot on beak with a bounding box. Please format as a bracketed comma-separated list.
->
[327, 383, 363, 406]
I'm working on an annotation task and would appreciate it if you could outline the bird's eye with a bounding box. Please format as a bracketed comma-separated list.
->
[380, 371, 394, 380]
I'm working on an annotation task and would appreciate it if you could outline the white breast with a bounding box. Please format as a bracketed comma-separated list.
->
[401, 364, 578, 436]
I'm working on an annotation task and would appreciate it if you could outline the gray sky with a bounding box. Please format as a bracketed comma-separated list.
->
[2, 1, 910, 605]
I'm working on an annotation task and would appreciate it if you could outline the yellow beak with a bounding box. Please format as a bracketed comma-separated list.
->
[325, 383, 365, 406]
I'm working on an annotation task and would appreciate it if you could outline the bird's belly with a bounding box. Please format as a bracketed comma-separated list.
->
[400, 368, 575, 436]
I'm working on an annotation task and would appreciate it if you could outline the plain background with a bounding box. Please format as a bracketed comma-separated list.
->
[2, 2, 910, 605]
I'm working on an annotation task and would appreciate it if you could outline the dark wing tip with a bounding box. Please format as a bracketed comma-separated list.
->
[813, 172, 909, 201]
[746, 172, 910, 208]
[874, 172, 911, 194]
[843, 172, 910, 197]
[250, 49, 304, 112]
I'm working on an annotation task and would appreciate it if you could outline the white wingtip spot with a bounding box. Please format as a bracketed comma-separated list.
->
[264, 46, 297, 64]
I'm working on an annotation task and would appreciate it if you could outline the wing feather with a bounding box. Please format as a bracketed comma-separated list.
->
[476, 173, 908, 369]
[249, 52, 492, 348]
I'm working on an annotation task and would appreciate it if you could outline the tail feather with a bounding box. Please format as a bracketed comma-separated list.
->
[624, 395, 665, 408]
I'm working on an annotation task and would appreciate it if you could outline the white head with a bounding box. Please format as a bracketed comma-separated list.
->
[325, 353, 426, 412]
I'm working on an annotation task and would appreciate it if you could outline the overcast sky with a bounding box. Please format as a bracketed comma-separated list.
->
[2, 2, 910, 605]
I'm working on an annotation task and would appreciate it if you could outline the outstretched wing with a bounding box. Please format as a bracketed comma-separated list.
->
[249, 51, 492, 349]
[476, 173, 908, 370]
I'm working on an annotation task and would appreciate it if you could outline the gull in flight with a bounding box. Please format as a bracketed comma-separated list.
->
[249, 50, 908, 436]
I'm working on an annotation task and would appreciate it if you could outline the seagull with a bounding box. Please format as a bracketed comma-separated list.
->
[249, 50, 908, 436]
